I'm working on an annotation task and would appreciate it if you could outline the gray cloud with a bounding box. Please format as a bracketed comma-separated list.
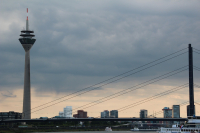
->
[1, 0, 200, 96]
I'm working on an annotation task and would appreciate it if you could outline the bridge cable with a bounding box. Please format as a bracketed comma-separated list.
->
[96, 84, 188, 117]
[30, 49, 187, 111]
[117, 84, 188, 112]
[193, 47, 200, 51]
[148, 84, 200, 117]
[148, 101, 189, 117]
[30, 66, 188, 114]
[193, 51, 200, 55]
[70, 67, 188, 114]
[29, 50, 188, 113]
[193, 68, 200, 72]
[193, 66, 200, 71]
[194, 84, 200, 88]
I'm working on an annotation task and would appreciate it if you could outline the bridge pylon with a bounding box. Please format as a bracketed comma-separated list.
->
[188, 44, 195, 116]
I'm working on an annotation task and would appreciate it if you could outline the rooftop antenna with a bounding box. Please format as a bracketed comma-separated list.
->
[26, 8, 29, 31]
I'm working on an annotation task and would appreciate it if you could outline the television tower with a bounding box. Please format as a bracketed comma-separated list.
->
[19, 8, 36, 119]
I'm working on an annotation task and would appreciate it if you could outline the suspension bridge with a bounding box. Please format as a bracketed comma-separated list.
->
[1, 44, 200, 123]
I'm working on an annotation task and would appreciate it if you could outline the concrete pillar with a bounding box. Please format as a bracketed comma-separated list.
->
[22, 50, 31, 119]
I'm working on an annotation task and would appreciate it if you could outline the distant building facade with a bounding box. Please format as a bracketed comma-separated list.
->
[0, 111, 22, 120]
[52, 116, 66, 119]
[172, 105, 180, 118]
[101, 112, 105, 118]
[110, 110, 118, 118]
[64, 106, 72, 118]
[101, 110, 109, 118]
[162, 107, 172, 118]
[140, 109, 148, 118]
[59, 111, 64, 117]
[172, 105, 180, 124]
[73, 110, 87, 118]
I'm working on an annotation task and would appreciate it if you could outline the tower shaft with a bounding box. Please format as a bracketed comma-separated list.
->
[23, 51, 31, 119]
[188, 44, 194, 116]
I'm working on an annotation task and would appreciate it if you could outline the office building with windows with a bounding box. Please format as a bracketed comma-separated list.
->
[101, 110, 109, 118]
[162, 107, 172, 118]
[172, 105, 180, 124]
[64, 106, 72, 118]
[73, 110, 87, 118]
[110, 110, 118, 118]
[140, 109, 148, 118]
[172, 105, 180, 118]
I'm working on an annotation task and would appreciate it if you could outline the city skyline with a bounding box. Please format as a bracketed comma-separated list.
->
[0, 0, 200, 118]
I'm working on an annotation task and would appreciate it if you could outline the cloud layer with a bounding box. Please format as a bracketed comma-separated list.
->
[0, 0, 200, 118]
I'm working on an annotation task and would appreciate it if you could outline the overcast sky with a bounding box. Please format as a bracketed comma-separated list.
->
[0, 0, 200, 118]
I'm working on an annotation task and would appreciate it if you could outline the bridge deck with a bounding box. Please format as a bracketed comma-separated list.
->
[0, 118, 188, 123]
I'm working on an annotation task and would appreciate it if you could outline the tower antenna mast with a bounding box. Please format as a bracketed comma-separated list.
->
[26, 8, 29, 31]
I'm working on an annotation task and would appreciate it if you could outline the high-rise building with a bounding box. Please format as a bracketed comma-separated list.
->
[101, 112, 105, 118]
[162, 107, 172, 126]
[172, 105, 180, 118]
[73, 110, 87, 118]
[172, 105, 180, 124]
[110, 110, 118, 118]
[19, 8, 36, 119]
[101, 110, 109, 118]
[140, 109, 148, 118]
[59, 111, 64, 117]
[64, 106, 72, 118]
[162, 107, 172, 118]
[187, 105, 195, 116]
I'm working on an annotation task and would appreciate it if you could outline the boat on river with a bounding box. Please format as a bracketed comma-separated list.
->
[130, 127, 158, 131]
[105, 127, 112, 131]
[158, 116, 200, 133]
[130, 127, 139, 131]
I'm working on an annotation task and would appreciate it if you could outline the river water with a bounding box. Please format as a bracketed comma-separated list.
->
[34, 131, 157, 133]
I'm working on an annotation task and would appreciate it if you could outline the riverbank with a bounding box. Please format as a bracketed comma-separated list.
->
[0, 127, 131, 133]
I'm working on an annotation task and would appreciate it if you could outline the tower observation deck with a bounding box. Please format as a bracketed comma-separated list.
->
[19, 8, 36, 119]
